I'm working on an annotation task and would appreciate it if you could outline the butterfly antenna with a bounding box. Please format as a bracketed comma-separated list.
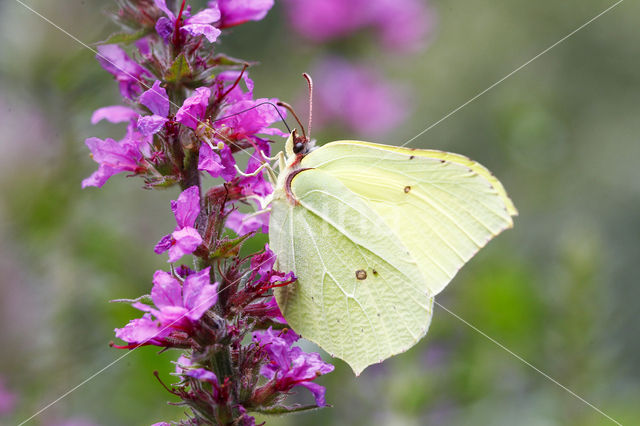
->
[211, 101, 291, 134]
[303, 73, 313, 139]
[276, 101, 307, 140]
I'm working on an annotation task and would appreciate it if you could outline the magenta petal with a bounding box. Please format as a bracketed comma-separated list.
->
[181, 24, 221, 43]
[137, 115, 169, 136]
[167, 227, 202, 262]
[188, 6, 221, 24]
[91, 106, 138, 124]
[151, 270, 183, 309]
[156, 17, 174, 42]
[172, 186, 201, 228]
[176, 87, 212, 129]
[153, 0, 175, 19]
[217, 0, 274, 27]
[115, 314, 168, 345]
[140, 80, 170, 117]
[186, 368, 219, 385]
[183, 268, 218, 320]
[154, 234, 172, 254]
[226, 210, 268, 235]
[219, 144, 237, 181]
[198, 143, 224, 177]
[299, 382, 328, 407]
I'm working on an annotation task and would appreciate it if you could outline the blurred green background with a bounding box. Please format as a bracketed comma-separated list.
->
[1, 0, 639, 424]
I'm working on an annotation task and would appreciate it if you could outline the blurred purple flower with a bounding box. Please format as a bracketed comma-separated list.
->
[311, 57, 409, 137]
[215, 98, 287, 140]
[176, 87, 211, 129]
[154, 0, 222, 43]
[137, 80, 170, 136]
[284, 0, 434, 51]
[214, 0, 274, 28]
[96, 45, 150, 100]
[0, 378, 17, 415]
[254, 328, 334, 406]
[115, 268, 217, 346]
[155, 186, 203, 262]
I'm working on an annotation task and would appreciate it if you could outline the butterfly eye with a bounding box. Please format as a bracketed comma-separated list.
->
[293, 141, 306, 154]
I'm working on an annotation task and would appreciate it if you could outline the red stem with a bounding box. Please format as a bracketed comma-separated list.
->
[173, 0, 187, 48]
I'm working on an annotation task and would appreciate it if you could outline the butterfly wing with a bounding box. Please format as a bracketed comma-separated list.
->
[270, 168, 434, 375]
[301, 140, 517, 295]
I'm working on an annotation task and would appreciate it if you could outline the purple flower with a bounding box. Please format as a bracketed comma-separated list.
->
[254, 328, 334, 406]
[81, 132, 148, 188]
[155, 186, 204, 262]
[176, 87, 211, 129]
[198, 142, 237, 181]
[214, 0, 274, 28]
[154, 0, 222, 43]
[137, 80, 170, 136]
[311, 57, 409, 137]
[215, 98, 287, 140]
[91, 105, 139, 124]
[238, 139, 273, 197]
[214, 70, 254, 103]
[115, 268, 218, 346]
[0, 378, 17, 415]
[96, 44, 150, 100]
[284, 0, 434, 52]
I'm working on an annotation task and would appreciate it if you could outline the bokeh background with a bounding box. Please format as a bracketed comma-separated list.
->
[1, 0, 639, 424]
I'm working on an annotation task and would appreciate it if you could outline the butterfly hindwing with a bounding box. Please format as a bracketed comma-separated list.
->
[270, 168, 434, 375]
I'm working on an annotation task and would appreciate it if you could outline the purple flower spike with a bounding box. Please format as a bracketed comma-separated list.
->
[155, 186, 204, 262]
[176, 87, 212, 129]
[96, 45, 149, 100]
[137, 80, 170, 136]
[215, 0, 275, 28]
[0, 378, 17, 415]
[81, 136, 146, 188]
[254, 328, 334, 406]
[91, 106, 139, 124]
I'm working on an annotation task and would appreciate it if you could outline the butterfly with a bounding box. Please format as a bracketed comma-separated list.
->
[266, 129, 517, 375]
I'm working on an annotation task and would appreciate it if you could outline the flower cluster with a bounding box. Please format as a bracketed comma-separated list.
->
[282, 0, 436, 137]
[85, 1, 333, 424]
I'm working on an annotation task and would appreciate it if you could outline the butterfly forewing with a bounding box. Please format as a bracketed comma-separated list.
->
[301, 141, 517, 295]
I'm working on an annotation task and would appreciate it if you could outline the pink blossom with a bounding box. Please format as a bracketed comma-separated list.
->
[154, 0, 222, 43]
[226, 209, 268, 235]
[81, 134, 147, 188]
[176, 87, 211, 129]
[137, 80, 170, 136]
[115, 268, 218, 347]
[254, 328, 334, 406]
[154, 186, 204, 262]
[198, 142, 236, 181]
[96, 45, 150, 99]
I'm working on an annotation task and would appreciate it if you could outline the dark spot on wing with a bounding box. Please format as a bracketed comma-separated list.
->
[404, 186, 411, 193]
[372, 269, 379, 276]
[355, 269, 367, 280]
[440, 159, 445, 163]
[409, 155, 415, 160]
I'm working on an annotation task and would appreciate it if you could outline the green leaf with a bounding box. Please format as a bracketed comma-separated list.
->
[165, 54, 192, 84]
[254, 404, 323, 416]
[208, 54, 253, 67]
[98, 29, 150, 45]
